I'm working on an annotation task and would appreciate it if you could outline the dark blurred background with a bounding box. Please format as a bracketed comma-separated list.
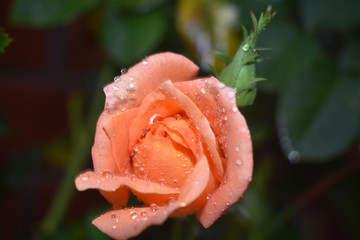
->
[0, 0, 359, 239]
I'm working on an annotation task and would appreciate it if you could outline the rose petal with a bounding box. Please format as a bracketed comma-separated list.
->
[103, 52, 199, 112]
[75, 170, 180, 195]
[93, 144, 210, 240]
[158, 80, 225, 181]
[187, 78, 253, 228]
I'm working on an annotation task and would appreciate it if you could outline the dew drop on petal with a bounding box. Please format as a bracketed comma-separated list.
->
[232, 106, 238, 112]
[227, 91, 235, 98]
[201, 87, 207, 94]
[112, 86, 119, 91]
[102, 171, 113, 178]
[150, 204, 158, 212]
[217, 82, 225, 89]
[235, 145, 240, 152]
[81, 176, 88, 181]
[111, 213, 116, 218]
[121, 68, 127, 74]
[142, 60, 149, 65]
[130, 211, 138, 220]
[180, 202, 186, 207]
[236, 159, 243, 166]
[113, 76, 120, 82]
[112, 225, 117, 229]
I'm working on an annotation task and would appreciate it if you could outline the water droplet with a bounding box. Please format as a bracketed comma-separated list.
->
[140, 211, 147, 218]
[235, 145, 240, 152]
[129, 77, 134, 81]
[102, 171, 113, 178]
[128, 83, 135, 90]
[114, 76, 120, 82]
[149, 114, 163, 124]
[214, 202, 217, 206]
[111, 213, 116, 218]
[208, 210, 212, 215]
[142, 60, 148, 65]
[112, 225, 117, 229]
[227, 91, 235, 98]
[236, 159, 243, 166]
[131, 175, 137, 181]
[173, 178, 178, 184]
[206, 194, 211, 200]
[130, 211, 138, 220]
[155, 148, 160, 152]
[177, 153, 181, 158]
[242, 44, 249, 52]
[201, 87, 207, 94]
[175, 114, 181, 120]
[248, 176, 253, 182]
[180, 202, 186, 207]
[82, 176, 88, 181]
[217, 82, 225, 89]
[225, 201, 230, 206]
[116, 218, 119, 222]
[119, 95, 127, 103]
[150, 204, 158, 212]
[195, 181, 199, 185]
[121, 68, 127, 74]
[112, 86, 119, 91]
[232, 106, 238, 112]
[158, 178, 166, 185]
[134, 145, 139, 152]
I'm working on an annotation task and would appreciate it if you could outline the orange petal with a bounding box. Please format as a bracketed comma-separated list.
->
[182, 77, 253, 228]
[75, 170, 180, 195]
[93, 144, 210, 240]
[93, 206, 175, 240]
[103, 52, 199, 112]
[158, 80, 224, 181]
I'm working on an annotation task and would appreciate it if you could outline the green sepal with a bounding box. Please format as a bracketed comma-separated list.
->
[218, 5, 275, 107]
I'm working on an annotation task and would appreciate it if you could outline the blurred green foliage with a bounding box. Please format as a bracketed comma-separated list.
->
[0, 27, 12, 53]
[4, 0, 360, 239]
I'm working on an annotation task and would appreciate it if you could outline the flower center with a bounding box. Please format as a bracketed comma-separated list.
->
[131, 114, 197, 189]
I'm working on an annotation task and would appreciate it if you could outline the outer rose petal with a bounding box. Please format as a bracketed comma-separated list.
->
[174, 77, 253, 228]
[75, 170, 180, 194]
[103, 52, 199, 112]
[93, 144, 210, 240]
[91, 108, 139, 207]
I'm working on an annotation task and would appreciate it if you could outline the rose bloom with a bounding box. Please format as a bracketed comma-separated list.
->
[75, 52, 253, 239]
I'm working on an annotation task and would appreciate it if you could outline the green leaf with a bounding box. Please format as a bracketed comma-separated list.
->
[218, 5, 275, 107]
[301, 0, 360, 32]
[278, 56, 360, 162]
[10, 0, 99, 27]
[0, 28, 12, 53]
[258, 28, 320, 91]
[101, 8, 166, 66]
